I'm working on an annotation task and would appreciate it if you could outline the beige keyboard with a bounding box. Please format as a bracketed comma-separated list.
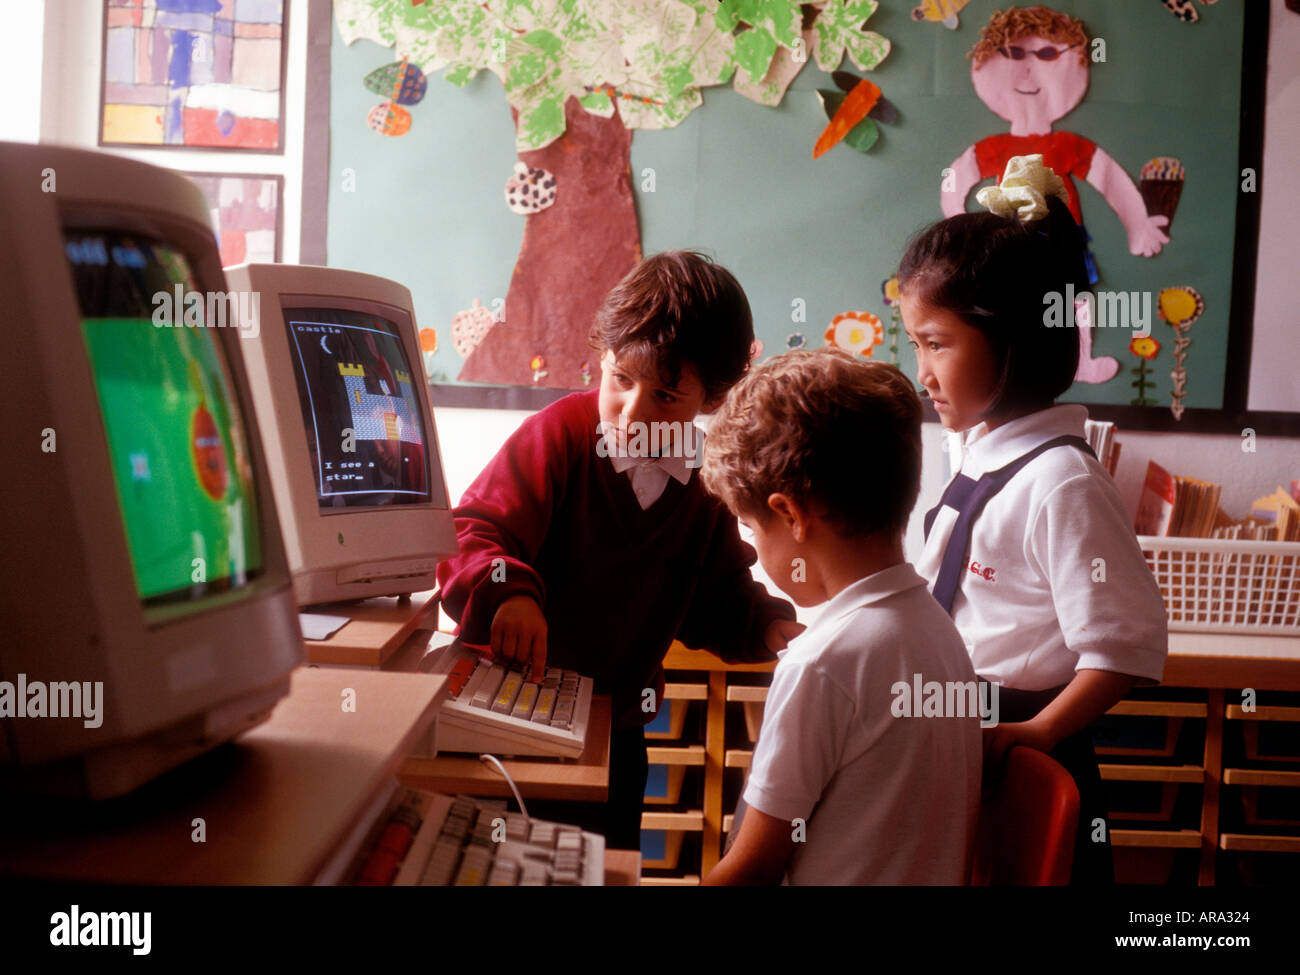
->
[421, 635, 594, 759]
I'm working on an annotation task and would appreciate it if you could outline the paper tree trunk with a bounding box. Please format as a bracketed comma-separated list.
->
[457, 98, 641, 389]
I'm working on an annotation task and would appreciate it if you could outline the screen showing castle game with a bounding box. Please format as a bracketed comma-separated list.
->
[64, 230, 263, 606]
[282, 306, 437, 509]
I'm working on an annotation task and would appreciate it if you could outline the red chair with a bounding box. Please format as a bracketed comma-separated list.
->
[971, 746, 1080, 885]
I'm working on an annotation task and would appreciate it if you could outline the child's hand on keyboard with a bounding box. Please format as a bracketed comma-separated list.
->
[491, 595, 549, 681]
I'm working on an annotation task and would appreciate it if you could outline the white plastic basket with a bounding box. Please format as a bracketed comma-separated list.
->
[1136, 536, 1300, 635]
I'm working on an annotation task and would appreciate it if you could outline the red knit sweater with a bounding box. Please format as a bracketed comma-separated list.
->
[436, 390, 793, 722]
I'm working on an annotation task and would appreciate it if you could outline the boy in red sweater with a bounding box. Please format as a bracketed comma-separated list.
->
[436, 251, 802, 848]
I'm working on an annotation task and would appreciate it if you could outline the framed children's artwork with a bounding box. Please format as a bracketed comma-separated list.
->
[317, 1, 1291, 433]
[182, 171, 283, 266]
[100, 0, 288, 152]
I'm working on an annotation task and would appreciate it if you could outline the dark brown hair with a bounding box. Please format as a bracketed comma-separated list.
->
[702, 349, 922, 539]
[589, 250, 753, 404]
[897, 196, 1087, 416]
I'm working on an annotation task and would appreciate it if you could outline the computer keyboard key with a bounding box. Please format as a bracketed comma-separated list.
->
[491, 671, 524, 714]
[506, 814, 529, 842]
[471, 665, 506, 709]
[530, 822, 556, 847]
[454, 845, 492, 886]
[556, 831, 583, 852]
[531, 686, 557, 723]
[511, 681, 539, 720]
[520, 861, 548, 886]
[488, 859, 519, 886]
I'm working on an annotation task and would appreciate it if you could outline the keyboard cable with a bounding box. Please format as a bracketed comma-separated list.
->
[478, 753, 530, 824]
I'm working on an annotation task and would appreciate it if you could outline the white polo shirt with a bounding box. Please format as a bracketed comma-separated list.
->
[917, 405, 1168, 690]
[744, 563, 982, 885]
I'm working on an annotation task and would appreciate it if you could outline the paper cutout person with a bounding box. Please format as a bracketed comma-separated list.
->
[941, 6, 1170, 384]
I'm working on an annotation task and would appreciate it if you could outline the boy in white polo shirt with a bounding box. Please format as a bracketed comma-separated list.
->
[700, 349, 982, 885]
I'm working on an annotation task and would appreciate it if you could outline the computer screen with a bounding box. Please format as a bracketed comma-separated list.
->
[64, 229, 263, 604]
[282, 305, 433, 509]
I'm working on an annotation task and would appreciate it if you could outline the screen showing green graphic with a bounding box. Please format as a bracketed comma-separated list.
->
[65, 230, 263, 605]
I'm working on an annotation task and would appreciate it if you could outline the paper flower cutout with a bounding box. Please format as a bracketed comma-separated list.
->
[1129, 336, 1161, 407]
[1158, 286, 1204, 328]
[505, 162, 557, 215]
[419, 327, 438, 354]
[976, 154, 1070, 223]
[787, 333, 806, 350]
[825, 311, 884, 359]
[881, 276, 900, 306]
[1130, 336, 1161, 360]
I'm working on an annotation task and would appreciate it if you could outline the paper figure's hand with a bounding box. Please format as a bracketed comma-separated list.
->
[1128, 213, 1170, 257]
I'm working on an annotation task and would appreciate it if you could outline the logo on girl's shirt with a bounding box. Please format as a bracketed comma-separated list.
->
[968, 560, 996, 582]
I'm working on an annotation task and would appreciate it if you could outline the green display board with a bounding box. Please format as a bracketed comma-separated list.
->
[326, 1, 1266, 427]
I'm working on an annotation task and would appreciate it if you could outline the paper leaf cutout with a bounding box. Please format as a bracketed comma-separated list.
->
[336, 0, 890, 150]
[818, 89, 846, 122]
[813, 0, 891, 73]
[842, 117, 879, 153]
[366, 102, 411, 136]
[505, 162, 557, 215]
[451, 299, 497, 359]
[868, 95, 899, 125]
[363, 61, 428, 105]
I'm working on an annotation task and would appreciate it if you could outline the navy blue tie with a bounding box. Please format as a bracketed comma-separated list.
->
[924, 436, 1096, 616]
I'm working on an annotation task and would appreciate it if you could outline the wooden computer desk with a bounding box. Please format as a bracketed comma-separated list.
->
[0, 667, 445, 884]
[302, 591, 441, 667]
[0, 666, 636, 885]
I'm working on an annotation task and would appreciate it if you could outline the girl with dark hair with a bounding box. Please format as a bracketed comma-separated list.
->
[900, 155, 1168, 885]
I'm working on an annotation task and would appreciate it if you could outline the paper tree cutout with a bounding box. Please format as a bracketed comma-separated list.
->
[336, 0, 891, 388]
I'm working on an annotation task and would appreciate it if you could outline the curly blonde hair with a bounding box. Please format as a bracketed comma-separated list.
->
[970, 6, 1089, 68]
[701, 348, 922, 537]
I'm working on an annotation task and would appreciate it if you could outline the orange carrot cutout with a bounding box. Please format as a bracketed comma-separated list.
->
[813, 78, 881, 159]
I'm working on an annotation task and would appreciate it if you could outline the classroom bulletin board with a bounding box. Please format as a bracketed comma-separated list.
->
[325, 1, 1273, 430]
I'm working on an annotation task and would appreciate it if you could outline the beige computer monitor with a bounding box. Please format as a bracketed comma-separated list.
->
[0, 142, 302, 798]
[224, 263, 457, 607]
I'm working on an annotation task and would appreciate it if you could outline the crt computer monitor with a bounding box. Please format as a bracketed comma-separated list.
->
[0, 142, 302, 799]
[223, 263, 456, 607]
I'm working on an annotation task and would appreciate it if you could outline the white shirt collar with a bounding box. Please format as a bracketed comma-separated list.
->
[781, 563, 927, 659]
[603, 424, 701, 487]
[959, 404, 1089, 476]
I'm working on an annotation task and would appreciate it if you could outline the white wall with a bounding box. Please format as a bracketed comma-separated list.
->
[0, 2, 46, 143]
[1249, 0, 1300, 412]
